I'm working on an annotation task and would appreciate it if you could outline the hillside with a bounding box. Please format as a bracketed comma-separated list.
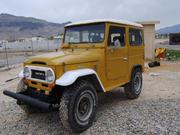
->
[0, 13, 71, 40]
[157, 24, 180, 34]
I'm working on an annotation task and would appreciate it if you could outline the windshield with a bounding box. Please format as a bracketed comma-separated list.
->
[64, 23, 105, 44]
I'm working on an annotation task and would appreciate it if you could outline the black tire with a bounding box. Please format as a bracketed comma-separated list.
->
[59, 80, 98, 133]
[124, 68, 142, 99]
[16, 79, 39, 114]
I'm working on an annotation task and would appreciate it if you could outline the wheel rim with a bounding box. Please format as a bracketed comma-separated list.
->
[75, 90, 94, 125]
[134, 72, 142, 94]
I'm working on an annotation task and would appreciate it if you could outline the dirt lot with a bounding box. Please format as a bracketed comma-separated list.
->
[0, 61, 180, 135]
[155, 38, 180, 50]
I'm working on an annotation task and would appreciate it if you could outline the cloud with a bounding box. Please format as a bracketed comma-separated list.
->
[0, 0, 179, 28]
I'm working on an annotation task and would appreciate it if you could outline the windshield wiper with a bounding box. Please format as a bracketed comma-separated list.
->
[68, 41, 92, 44]
[79, 41, 90, 43]
[68, 42, 78, 44]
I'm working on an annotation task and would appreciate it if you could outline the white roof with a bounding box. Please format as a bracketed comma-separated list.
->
[65, 19, 143, 28]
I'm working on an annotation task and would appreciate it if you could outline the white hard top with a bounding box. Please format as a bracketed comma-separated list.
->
[65, 19, 143, 28]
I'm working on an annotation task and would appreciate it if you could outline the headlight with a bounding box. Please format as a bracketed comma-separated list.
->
[46, 70, 54, 83]
[23, 67, 30, 78]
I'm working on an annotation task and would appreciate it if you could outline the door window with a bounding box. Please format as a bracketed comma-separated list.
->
[108, 26, 125, 48]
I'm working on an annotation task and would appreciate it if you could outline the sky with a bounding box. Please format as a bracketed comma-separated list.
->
[0, 0, 179, 29]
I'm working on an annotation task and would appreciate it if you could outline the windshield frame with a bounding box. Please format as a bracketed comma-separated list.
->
[63, 22, 106, 45]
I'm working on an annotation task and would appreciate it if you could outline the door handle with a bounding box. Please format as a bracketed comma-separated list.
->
[123, 57, 128, 61]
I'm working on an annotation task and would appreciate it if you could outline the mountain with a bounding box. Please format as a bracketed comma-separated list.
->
[156, 24, 180, 34]
[0, 13, 71, 40]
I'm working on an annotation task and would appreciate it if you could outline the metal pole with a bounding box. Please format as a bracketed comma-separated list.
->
[47, 39, 49, 52]
[56, 39, 59, 52]
[31, 40, 33, 55]
[4, 41, 9, 69]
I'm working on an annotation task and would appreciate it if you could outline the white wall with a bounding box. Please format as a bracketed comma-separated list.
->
[0, 39, 61, 52]
[143, 24, 155, 60]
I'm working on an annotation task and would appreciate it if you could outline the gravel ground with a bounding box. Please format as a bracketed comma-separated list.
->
[0, 61, 180, 135]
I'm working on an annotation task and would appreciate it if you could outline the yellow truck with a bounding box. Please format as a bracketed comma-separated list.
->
[4, 19, 144, 133]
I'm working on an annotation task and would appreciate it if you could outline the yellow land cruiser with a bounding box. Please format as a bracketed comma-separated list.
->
[4, 19, 144, 133]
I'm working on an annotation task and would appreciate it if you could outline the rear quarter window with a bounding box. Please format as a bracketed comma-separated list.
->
[129, 28, 143, 46]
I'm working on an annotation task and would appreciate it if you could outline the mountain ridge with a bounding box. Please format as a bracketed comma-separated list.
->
[156, 24, 180, 34]
[0, 13, 71, 40]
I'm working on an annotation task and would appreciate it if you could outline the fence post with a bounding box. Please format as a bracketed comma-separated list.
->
[4, 41, 9, 69]
[31, 40, 34, 54]
[56, 40, 59, 52]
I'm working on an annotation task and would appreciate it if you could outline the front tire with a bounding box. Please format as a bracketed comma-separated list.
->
[125, 68, 142, 99]
[59, 80, 98, 133]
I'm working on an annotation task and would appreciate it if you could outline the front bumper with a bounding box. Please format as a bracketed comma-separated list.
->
[3, 90, 57, 111]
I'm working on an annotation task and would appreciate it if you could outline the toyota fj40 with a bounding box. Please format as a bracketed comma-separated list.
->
[4, 19, 144, 133]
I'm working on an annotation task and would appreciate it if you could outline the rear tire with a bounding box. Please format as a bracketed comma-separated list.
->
[125, 68, 142, 99]
[16, 79, 39, 114]
[59, 80, 98, 133]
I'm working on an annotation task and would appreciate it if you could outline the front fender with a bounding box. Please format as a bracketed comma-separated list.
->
[55, 68, 106, 92]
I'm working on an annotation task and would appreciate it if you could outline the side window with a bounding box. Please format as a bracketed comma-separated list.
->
[108, 26, 125, 48]
[129, 29, 143, 46]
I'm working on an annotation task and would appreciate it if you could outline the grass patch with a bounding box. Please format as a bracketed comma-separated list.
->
[166, 50, 180, 60]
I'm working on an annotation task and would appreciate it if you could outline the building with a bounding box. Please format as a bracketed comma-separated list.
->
[138, 21, 160, 60]
[169, 33, 180, 45]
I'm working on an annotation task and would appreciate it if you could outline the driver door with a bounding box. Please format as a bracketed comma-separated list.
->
[106, 25, 128, 81]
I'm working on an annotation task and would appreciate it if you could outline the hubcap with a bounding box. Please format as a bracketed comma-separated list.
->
[78, 97, 90, 116]
[134, 73, 142, 94]
[75, 90, 94, 125]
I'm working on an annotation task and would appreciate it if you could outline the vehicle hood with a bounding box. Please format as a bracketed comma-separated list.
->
[24, 49, 101, 66]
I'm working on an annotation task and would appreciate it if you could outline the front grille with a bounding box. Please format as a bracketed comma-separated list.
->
[31, 70, 46, 80]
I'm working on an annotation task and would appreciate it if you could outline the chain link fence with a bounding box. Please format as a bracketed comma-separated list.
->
[0, 39, 61, 69]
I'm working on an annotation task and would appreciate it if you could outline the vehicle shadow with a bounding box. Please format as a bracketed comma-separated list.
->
[15, 88, 128, 135]
[96, 87, 128, 119]
[98, 87, 127, 106]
